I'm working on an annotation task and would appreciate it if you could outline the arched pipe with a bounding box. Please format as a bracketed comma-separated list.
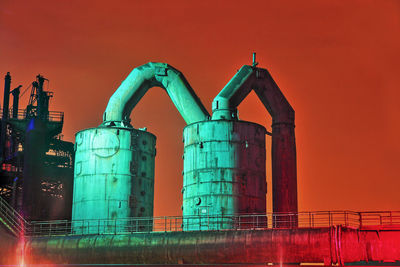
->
[212, 65, 297, 226]
[103, 62, 210, 126]
[212, 65, 294, 123]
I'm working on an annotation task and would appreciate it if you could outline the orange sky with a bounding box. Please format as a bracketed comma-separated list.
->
[0, 0, 399, 216]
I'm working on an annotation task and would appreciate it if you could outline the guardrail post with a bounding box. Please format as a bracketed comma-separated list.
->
[290, 213, 292, 228]
[328, 211, 331, 227]
[256, 215, 259, 229]
[312, 213, 314, 227]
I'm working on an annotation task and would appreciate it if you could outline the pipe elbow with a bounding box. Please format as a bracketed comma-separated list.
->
[211, 96, 234, 120]
[211, 65, 254, 121]
[102, 62, 209, 127]
[103, 65, 155, 126]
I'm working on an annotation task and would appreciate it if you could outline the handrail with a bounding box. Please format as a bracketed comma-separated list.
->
[2, 207, 398, 237]
[0, 195, 28, 236]
[0, 108, 64, 123]
[24, 210, 400, 237]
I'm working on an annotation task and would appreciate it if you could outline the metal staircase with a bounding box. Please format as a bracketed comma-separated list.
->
[0, 195, 26, 236]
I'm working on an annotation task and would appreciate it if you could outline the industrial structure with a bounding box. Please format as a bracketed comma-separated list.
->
[0, 73, 73, 221]
[0, 57, 399, 265]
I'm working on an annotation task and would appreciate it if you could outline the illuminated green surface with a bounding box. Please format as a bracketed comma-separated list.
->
[103, 62, 209, 126]
[182, 120, 267, 230]
[72, 126, 156, 233]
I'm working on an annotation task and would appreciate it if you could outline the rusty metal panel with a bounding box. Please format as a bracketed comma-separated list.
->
[72, 126, 156, 233]
[182, 120, 266, 230]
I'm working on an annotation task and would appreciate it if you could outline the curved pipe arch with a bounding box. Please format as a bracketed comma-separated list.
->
[212, 65, 294, 123]
[212, 65, 297, 223]
[103, 62, 209, 126]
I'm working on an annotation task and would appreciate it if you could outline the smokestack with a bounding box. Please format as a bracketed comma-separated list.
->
[2, 72, 11, 120]
[1, 72, 11, 160]
[11, 85, 21, 119]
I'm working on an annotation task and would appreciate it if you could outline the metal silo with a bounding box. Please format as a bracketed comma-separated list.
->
[72, 62, 209, 234]
[182, 120, 267, 230]
[209, 60, 298, 228]
[72, 126, 156, 233]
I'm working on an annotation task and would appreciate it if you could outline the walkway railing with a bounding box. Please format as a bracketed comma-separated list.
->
[25, 210, 400, 237]
[359, 211, 400, 228]
[0, 195, 27, 236]
[0, 108, 64, 122]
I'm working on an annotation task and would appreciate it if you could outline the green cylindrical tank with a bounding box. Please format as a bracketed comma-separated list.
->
[182, 120, 267, 230]
[72, 126, 156, 234]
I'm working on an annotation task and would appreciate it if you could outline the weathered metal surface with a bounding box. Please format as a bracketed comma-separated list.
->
[212, 65, 298, 226]
[340, 227, 400, 264]
[21, 226, 400, 264]
[73, 126, 156, 233]
[103, 62, 209, 126]
[182, 120, 266, 230]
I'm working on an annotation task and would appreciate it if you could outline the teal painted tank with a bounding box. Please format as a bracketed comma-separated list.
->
[72, 126, 156, 234]
[182, 120, 267, 230]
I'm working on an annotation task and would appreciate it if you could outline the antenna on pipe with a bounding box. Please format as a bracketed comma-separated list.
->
[252, 52, 258, 67]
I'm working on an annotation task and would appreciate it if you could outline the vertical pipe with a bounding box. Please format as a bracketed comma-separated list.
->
[2, 72, 11, 119]
[36, 75, 45, 120]
[10, 86, 21, 158]
[271, 122, 298, 227]
[11, 86, 20, 119]
[1, 72, 11, 160]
